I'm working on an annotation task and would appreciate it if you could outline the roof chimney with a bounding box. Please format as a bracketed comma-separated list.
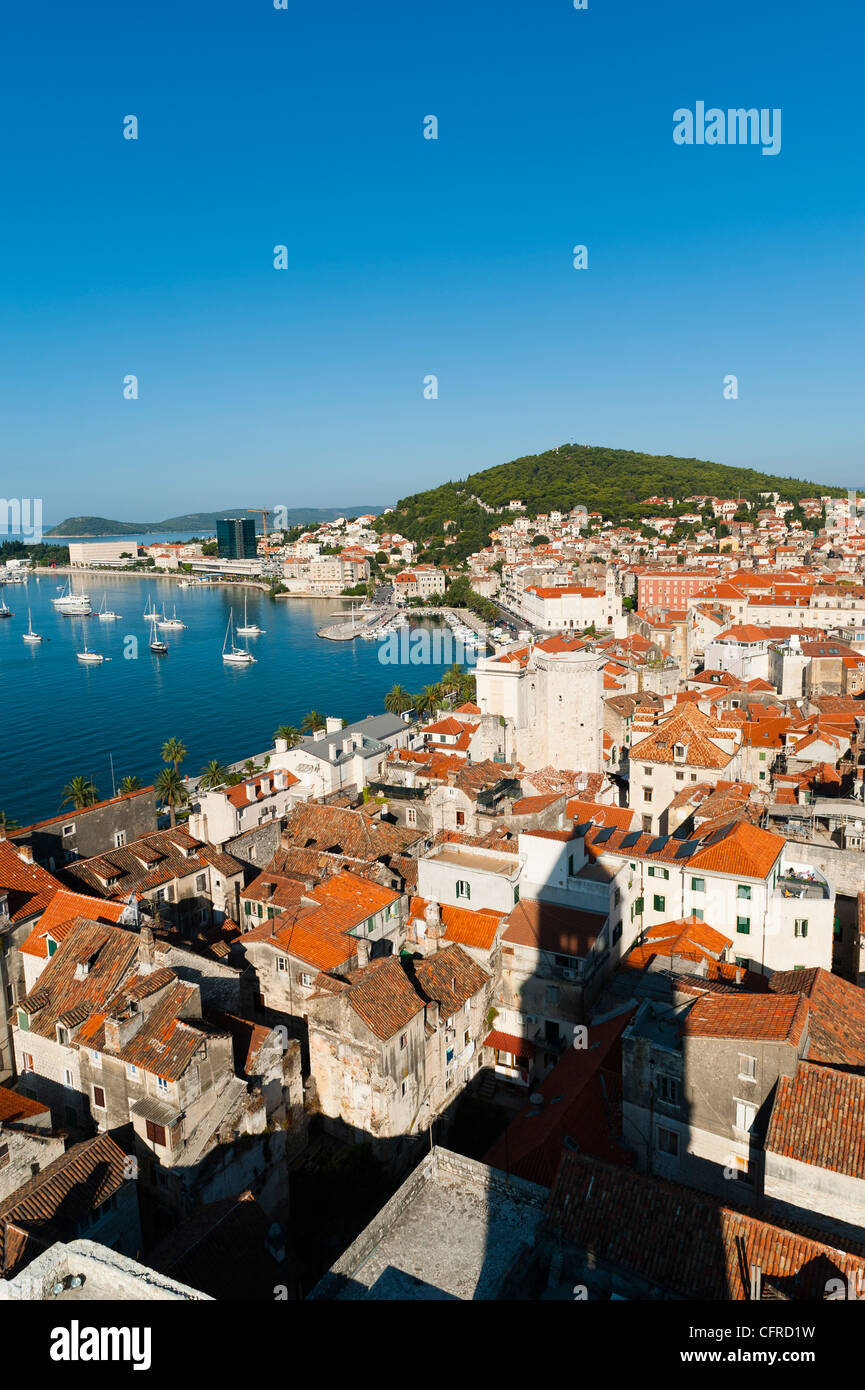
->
[18, 844, 34, 865]
[138, 925, 155, 974]
[355, 938, 371, 967]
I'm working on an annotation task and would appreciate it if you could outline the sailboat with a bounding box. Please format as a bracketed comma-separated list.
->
[143, 592, 158, 620]
[0, 598, 12, 618]
[98, 593, 121, 621]
[157, 602, 187, 630]
[22, 609, 42, 643]
[236, 592, 264, 636]
[77, 641, 105, 664]
[149, 615, 168, 655]
[222, 609, 255, 665]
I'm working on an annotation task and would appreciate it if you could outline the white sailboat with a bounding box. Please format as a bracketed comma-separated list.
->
[0, 598, 12, 618]
[236, 593, 264, 636]
[98, 593, 121, 621]
[222, 609, 255, 665]
[157, 602, 187, 630]
[149, 615, 168, 654]
[143, 592, 158, 620]
[77, 641, 105, 664]
[22, 609, 42, 643]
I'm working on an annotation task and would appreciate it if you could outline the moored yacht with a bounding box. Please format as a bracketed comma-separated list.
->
[236, 593, 264, 636]
[22, 609, 42, 643]
[222, 609, 255, 665]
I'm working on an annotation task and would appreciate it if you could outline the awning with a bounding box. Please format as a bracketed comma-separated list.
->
[131, 1096, 181, 1128]
[484, 1030, 535, 1061]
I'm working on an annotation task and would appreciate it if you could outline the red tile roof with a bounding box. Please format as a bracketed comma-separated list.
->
[544, 1150, 864, 1300]
[766, 1062, 865, 1179]
[769, 967, 865, 1067]
[681, 992, 809, 1045]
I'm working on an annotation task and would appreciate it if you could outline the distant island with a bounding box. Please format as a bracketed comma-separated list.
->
[46, 505, 386, 538]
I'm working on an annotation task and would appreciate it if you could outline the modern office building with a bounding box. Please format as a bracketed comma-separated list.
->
[216, 516, 257, 559]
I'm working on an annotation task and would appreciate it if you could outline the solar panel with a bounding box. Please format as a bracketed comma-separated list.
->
[574, 822, 593, 839]
[620, 832, 641, 848]
[675, 841, 698, 859]
[647, 836, 670, 855]
[594, 826, 615, 844]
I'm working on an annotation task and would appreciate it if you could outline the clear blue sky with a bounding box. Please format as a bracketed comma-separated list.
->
[1, 0, 862, 521]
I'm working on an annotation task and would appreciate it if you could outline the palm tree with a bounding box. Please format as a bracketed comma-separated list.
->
[0, 810, 19, 835]
[274, 724, 300, 747]
[118, 775, 142, 794]
[60, 776, 100, 811]
[300, 710, 324, 733]
[243, 758, 258, 777]
[161, 736, 187, 772]
[154, 767, 188, 828]
[441, 663, 464, 693]
[199, 759, 228, 790]
[413, 684, 442, 718]
[384, 683, 413, 715]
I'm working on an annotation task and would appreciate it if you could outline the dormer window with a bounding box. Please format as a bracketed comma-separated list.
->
[674, 743, 686, 761]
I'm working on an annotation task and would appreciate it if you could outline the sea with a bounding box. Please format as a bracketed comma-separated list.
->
[0, 568, 457, 827]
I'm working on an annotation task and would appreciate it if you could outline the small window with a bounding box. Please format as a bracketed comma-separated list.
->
[657, 1126, 679, 1156]
[400, 1033, 408, 1050]
[643, 787, 653, 803]
[406, 808, 417, 826]
[63, 1068, 75, 1088]
[113, 830, 127, 848]
[195, 874, 207, 892]
[737, 884, 752, 901]
[653, 894, 666, 912]
[89, 1049, 101, 1067]
[300, 972, 313, 987]
[145, 1119, 167, 1148]
[738, 1054, 756, 1081]
[92, 1085, 106, 1110]
[62, 823, 75, 838]
[156, 1076, 168, 1093]
[455, 811, 465, 826]
[690, 877, 705, 893]
[21, 1052, 34, 1072]
[794, 919, 808, 938]
[736, 917, 750, 935]
[455, 880, 471, 901]
[735, 1099, 756, 1133]
[657, 1074, 679, 1105]
[612, 922, 622, 944]
[276, 956, 288, 973]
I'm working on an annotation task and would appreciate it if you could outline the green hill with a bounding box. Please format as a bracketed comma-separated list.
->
[374, 442, 845, 560]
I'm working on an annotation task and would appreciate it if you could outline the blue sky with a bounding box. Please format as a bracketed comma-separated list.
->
[1, 0, 862, 520]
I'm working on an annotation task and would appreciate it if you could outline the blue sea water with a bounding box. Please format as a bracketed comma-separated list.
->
[0, 575, 455, 826]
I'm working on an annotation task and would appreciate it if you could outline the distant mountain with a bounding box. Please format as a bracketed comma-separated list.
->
[375, 442, 845, 560]
[46, 505, 386, 537]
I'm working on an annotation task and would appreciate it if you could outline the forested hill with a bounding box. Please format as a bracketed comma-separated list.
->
[374, 442, 843, 559]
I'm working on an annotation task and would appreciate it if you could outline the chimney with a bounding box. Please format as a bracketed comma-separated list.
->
[355, 938, 371, 967]
[326, 717, 343, 734]
[104, 1001, 144, 1051]
[426, 999, 439, 1029]
[18, 844, 34, 865]
[138, 925, 155, 974]
[246, 781, 258, 803]
[274, 770, 287, 791]
[260, 776, 271, 795]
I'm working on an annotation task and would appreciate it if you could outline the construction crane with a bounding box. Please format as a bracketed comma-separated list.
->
[248, 507, 269, 544]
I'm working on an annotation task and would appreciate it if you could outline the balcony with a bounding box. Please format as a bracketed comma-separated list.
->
[777, 867, 830, 901]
